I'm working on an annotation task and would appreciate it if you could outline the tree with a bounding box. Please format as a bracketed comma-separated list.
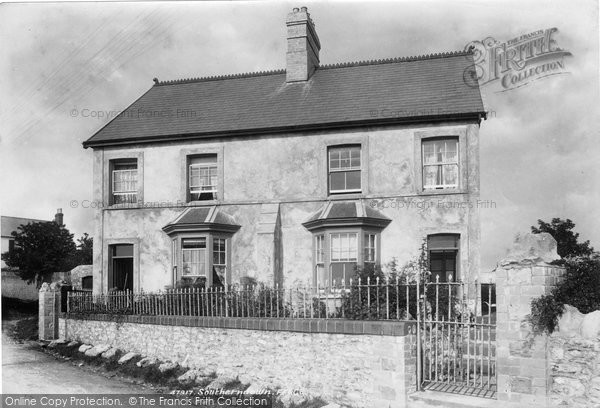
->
[1, 221, 77, 288]
[531, 218, 594, 259]
[73, 233, 93, 265]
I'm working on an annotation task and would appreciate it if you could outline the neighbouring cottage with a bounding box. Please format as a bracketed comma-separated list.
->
[83, 7, 486, 294]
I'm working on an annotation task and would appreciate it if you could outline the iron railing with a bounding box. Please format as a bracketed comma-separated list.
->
[67, 277, 495, 321]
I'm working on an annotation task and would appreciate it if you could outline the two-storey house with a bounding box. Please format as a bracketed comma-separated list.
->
[83, 7, 486, 294]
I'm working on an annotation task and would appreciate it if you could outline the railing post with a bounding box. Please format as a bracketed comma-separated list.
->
[416, 268, 422, 391]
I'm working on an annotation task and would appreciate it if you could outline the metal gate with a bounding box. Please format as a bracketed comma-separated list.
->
[416, 279, 497, 399]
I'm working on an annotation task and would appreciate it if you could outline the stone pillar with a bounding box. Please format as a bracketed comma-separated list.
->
[39, 282, 59, 340]
[495, 232, 565, 406]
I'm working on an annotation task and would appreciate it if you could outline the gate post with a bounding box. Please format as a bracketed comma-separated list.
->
[39, 282, 61, 340]
[495, 233, 565, 406]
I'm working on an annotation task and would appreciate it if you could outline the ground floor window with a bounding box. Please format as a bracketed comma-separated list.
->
[313, 230, 380, 287]
[212, 238, 227, 285]
[163, 207, 240, 288]
[171, 235, 231, 287]
[428, 234, 460, 282]
[182, 238, 207, 277]
[364, 233, 376, 263]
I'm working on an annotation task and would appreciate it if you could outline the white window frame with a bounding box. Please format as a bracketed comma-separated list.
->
[315, 235, 326, 286]
[189, 156, 218, 201]
[364, 233, 376, 263]
[315, 235, 325, 264]
[328, 232, 358, 287]
[311, 230, 382, 288]
[330, 232, 358, 262]
[181, 238, 208, 277]
[328, 146, 362, 194]
[422, 138, 459, 190]
[213, 237, 227, 267]
[112, 163, 138, 204]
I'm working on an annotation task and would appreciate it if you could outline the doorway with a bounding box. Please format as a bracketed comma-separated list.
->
[427, 234, 460, 282]
[109, 244, 134, 291]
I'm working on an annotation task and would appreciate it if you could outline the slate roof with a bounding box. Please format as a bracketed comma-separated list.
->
[162, 206, 240, 235]
[1, 216, 50, 238]
[83, 51, 486, 148]
[303, 201, 391, 231]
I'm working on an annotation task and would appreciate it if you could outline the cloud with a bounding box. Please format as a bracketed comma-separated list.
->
[1, 0, 598, 271]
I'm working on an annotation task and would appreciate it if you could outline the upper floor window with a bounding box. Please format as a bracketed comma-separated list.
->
[422, 138, 458, 189]
[111, 160, 138, 204]
[188, 155, 218, 201]
[328, 145, 361, 194]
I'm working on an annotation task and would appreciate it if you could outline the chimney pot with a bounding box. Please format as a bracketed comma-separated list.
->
[293, 7, 299, 12]
[300, 6, 307, 12]
[54, 208, 64, 226]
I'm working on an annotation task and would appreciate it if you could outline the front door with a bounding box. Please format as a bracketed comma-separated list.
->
[109, 244, 134, 291]
[427, 234, 460, 282]
[429, 250, 457, 282]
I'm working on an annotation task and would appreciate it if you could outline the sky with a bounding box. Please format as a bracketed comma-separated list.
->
[0, 0, 598, 271]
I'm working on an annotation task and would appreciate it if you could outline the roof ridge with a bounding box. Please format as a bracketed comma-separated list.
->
[320, 50, 471, 69]
[152, 50, 472, 87]
[154, 69, 286, 86]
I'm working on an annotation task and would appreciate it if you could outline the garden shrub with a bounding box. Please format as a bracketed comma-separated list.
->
[340, 261, 463, 321]
[530, 294, 562, 335]
[529, 255, 600, 334]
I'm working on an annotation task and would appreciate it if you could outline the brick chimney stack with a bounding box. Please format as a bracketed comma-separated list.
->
[54, 208, 63, 226]
[286, 6, 321, 82]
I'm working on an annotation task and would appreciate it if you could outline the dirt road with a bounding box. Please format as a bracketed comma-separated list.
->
[2, 328, 152, 394]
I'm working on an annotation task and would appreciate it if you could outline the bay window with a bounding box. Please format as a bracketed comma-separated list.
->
[312, 230, 381, 287]
[163, 206, 240, 288]
[303, 200, 391, 288]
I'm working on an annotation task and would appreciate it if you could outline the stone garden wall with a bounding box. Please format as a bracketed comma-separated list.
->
[549, 305, 600, 407]
[59, 315, 417, 408]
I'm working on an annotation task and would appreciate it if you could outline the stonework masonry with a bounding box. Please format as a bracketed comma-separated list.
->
[495, 257, 565, 405]
[59, 315, 416, 408]
[39, 284, 60, 340]
[549, 333, 600, 407]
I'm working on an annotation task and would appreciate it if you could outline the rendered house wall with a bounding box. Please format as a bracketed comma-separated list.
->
[91, 121, 480, 294]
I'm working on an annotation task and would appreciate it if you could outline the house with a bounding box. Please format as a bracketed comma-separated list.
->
[83, 7, 486, 295]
